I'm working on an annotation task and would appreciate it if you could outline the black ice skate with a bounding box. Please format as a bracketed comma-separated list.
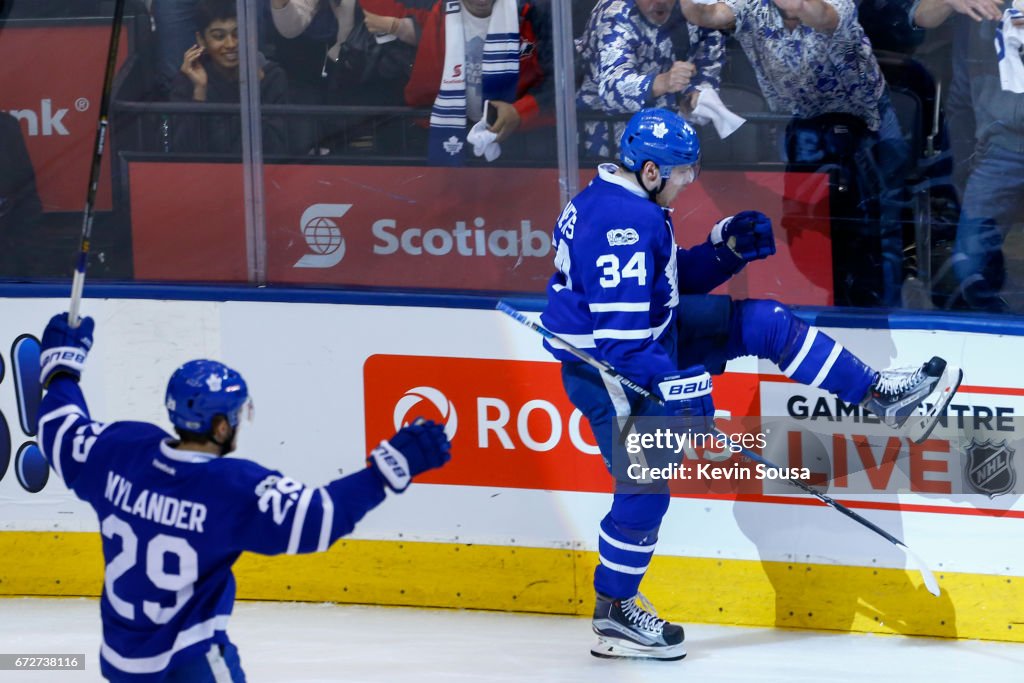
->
[591, 593, 685, 661]
[862, 356, 963, 443]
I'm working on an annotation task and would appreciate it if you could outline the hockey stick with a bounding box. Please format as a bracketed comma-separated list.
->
[497, 301, 941, 597]
[68, 0, 128, 327]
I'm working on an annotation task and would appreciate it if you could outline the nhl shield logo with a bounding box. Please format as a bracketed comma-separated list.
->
[964, 439, 1016, 498]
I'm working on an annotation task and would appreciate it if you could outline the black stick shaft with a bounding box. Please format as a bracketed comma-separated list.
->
[69, 0, 127, 327]
[496, 300, 940, 595]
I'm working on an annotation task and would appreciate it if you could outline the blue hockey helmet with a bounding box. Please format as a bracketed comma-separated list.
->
[165, 360, 249, 434]
[619, 108, 701, 178]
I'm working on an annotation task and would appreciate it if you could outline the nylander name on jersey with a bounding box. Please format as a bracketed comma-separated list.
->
[103, 471, 208, 533]
[541, 164, 739, 392]
[38, 376, 389, 681]
[542, 164, 680, 390]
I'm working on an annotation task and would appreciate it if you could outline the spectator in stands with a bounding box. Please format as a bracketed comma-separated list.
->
[858, 0, 925, 54]
[269, 0, 417, 106]
[395, 0, 553, 165]
[576, 0, 725, 158]
[680, 0, 912, 307]
[154, 0, 202, 95]
[266, 1, 419, 153]
[0, 111, 43, 278]
[913, 0, 1024, 312]
[169, 0, 289, 154]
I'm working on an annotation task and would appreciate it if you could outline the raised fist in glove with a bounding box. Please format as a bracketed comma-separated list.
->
[710, 210, 775, 266]
[369, 419, 452, 493]
[654, 365, 715, 436]
[40, 313, 95, 387]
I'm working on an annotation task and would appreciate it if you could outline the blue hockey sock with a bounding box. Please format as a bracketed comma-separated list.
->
[735, 300, 876, 404]
[778, 323, 875, 404]
[594, 485, 670, 599]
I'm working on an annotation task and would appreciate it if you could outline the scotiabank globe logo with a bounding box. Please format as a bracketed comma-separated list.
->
[294, 204, 350, 268]
[393, 386, 458, 440]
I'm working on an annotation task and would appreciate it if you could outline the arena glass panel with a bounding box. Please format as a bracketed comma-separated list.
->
[2, 0, 1022, 317]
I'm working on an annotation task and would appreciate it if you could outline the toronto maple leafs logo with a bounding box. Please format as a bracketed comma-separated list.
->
[652, 122, 669, 139]
[206, 373, 223, 392]
[443, 136, 464, 156]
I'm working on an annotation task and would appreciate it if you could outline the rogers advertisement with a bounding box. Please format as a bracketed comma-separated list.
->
[362, 354, 764, 497]
[0, 23, 127, 212]
[127, 162, 833, 299]
[363, 354, 1024, 515]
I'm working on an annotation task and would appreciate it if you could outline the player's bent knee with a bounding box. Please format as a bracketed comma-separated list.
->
[735, 299, 802, 363]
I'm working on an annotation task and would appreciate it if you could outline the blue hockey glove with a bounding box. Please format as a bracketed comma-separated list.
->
[369, 419, 452, 493]
[40, 313, 95, 387]
[710, 210, 775, 265]
[654, 366, 715, 436]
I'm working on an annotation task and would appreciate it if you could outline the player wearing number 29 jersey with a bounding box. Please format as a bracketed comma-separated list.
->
[37, 314, 452, 682]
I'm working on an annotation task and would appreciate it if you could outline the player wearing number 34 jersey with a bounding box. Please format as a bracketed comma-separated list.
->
[36, 312, 453, 682]
[541, 108, 962, 661]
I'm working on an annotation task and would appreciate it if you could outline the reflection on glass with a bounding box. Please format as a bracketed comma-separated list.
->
[0, 0, 1019, 316]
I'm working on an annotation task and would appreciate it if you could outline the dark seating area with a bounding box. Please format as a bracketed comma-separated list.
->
[2, 0, 1009, 312]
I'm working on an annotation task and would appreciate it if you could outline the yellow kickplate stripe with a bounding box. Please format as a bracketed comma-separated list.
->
[1, 532, 1019, 642]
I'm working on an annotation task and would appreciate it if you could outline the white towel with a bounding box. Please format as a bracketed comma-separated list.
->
[690, 86, 746, 139]
[467, 119, 502, 161]
[428, 0, 519, 165]
[997, 9, 1024, 94]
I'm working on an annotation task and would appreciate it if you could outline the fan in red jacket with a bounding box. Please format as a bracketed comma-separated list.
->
[364, 0, 552, 161]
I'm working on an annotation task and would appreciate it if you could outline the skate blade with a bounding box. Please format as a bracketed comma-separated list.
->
[907, 364, 963, 444]
[591, 636, 686, 661]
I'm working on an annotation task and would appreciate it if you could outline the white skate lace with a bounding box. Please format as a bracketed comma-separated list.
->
[622, 593, 665, 635]
[875, 366, 925, 397]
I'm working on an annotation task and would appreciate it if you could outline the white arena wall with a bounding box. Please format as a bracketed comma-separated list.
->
[0, 294, 1020, 642]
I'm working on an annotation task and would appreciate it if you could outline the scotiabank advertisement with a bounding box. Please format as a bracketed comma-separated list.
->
[127, 162, 833, 299]
[0, 23, 127, 211]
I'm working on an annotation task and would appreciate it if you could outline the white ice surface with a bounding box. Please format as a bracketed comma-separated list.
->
[0, 598, 1021, 682]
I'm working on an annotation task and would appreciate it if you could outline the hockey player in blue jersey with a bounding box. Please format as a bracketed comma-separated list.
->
[36, 312, 452, 682]
[541, 108, 962, 661]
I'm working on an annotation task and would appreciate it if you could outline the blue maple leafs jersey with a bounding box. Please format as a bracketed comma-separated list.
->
[541, 164, 739, 391]
[38, 376, 387, 682]
[541, 164, 680, 391]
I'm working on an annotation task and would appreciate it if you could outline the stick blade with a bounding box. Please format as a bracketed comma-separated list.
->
[902, 544, 941, 597]
[908, 364, 963, 443]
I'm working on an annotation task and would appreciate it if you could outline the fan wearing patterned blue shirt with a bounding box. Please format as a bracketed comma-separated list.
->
[36, 313, 452, 682]
[576, 0, 725, 158]
[540, 107, 960, 661]
[680, 0, 912, 307]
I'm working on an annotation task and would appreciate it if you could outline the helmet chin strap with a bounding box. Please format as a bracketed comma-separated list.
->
[209, 424, 235, 457]
[634, 165, 667, 202]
